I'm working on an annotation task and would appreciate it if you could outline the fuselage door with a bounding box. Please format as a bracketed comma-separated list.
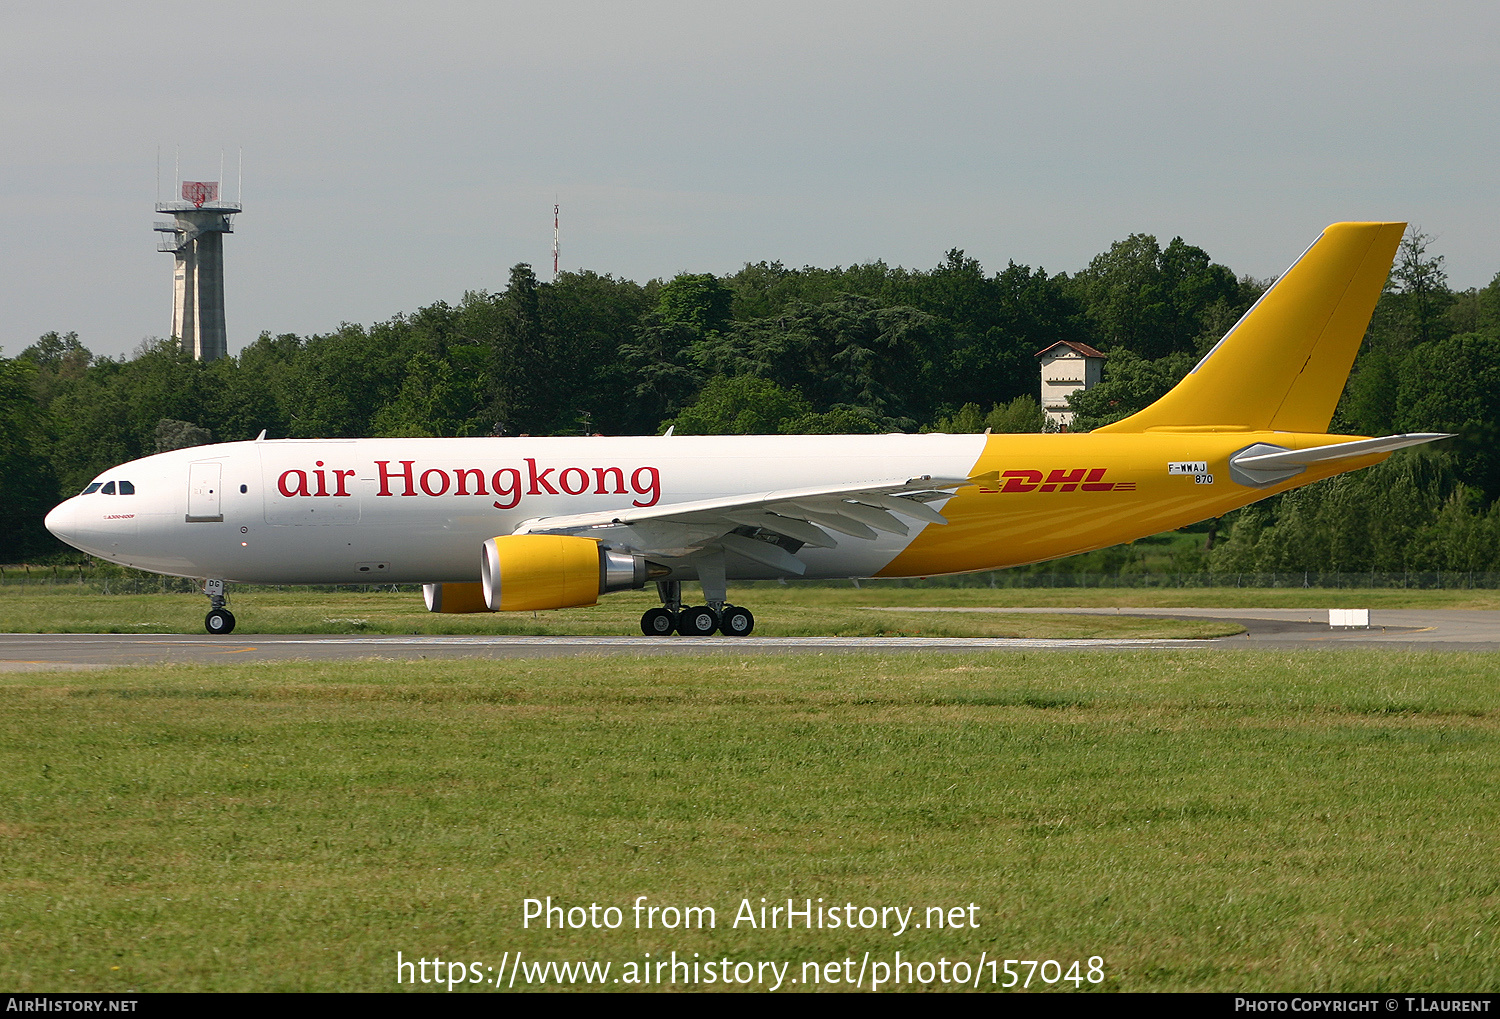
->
[186, 462, 224, 522]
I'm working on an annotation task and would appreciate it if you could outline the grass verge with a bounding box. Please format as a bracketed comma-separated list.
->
[0, 587, 1246, 639]
[2, 651, 1498, 991]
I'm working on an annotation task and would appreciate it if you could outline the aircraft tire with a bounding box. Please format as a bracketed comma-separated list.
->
[641, 607, 676, 636]
[205, 609, 236, 635]
[677, 605, 719, 636]
[720, 605, 755, 636]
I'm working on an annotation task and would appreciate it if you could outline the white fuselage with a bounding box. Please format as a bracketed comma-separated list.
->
[44, 434, 985, 584]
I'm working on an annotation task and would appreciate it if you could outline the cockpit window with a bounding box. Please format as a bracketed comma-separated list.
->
[82, 482, 102, 494]
[119, 480, 135, 495]
[100, 481, 116, 494]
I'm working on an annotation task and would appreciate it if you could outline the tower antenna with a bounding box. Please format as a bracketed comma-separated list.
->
[553, 199, 560, 278]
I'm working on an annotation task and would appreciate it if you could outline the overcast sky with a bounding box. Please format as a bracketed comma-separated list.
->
[3, 1, 1497, 358]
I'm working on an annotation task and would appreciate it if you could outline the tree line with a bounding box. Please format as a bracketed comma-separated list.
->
[4, 228, 1499, 573]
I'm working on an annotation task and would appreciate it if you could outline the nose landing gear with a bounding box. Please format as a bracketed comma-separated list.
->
[203, 579, 236, 634]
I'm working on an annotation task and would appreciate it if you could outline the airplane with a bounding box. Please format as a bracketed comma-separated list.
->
[44, 221, 1448, 637]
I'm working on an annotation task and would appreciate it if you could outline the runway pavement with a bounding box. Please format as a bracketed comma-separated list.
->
[1, 606, 1497, 669]
[0, 632, 1214, 669]
[867, 606, 1500, 648]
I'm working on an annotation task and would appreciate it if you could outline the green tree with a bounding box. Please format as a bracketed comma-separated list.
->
[725, 260, 898, 321]
[154, 418, 212, 452]
[542, 271, 652, 434]
[1066, 349, 1195, 431]
[930, 402, 987, 433]
[779, 407, 882, 434]
[495, 264, 548, 432]
[1335, 346, 1399, 436]
[1393, 331, 1500, 499]
[371, 351, 473, 437]
[279, 324, 402, 438]
[0, 356, 61, 559]
[205, 338, 294, 441]
[1070, 234, 1241, 358]
[1388, 228, 1452, 348]
[941, 262, 1086, 409]
[656, 273, 733, 336]
[720, 294, 940, 428]
[986, 394, 1045, 433]
[665, 375, 810, 435]
[1206, 455, 1492, 573]
[618, 316, 704, 430]
[18, 331, 92, 407]
[928, 395, 1043, 433]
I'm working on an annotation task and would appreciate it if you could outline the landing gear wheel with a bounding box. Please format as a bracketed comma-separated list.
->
[641, 607, 676, 636]
[677, 605, 719, 636]
[720, 605, 755, 636]
[205, 608, 236, 635]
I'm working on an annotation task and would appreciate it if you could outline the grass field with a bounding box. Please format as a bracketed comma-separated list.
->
[0, 586, 1255, 640]
[3, 650, 1498, 992]
[6, 581, 1500, 638]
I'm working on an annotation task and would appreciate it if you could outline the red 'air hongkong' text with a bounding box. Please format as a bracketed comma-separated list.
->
[274, 459, 661, 510]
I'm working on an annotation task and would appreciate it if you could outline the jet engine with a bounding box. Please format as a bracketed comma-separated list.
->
[422, 581, 491, 613]
[480, 534, 664, 612]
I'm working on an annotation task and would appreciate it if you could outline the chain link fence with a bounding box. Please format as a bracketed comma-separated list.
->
[794, 571, 1500, 590]
[0, 565, 420, 596]
[5, 564, 1500, 594]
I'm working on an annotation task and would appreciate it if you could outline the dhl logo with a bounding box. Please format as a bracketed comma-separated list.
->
[979, 468, 1136, 494]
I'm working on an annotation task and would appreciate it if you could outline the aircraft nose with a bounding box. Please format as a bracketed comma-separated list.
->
[44, 499, 76, 544]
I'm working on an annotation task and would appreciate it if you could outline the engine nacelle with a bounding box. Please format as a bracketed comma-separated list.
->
[423, 582, 491, 614]
[480, 534, 660, 612]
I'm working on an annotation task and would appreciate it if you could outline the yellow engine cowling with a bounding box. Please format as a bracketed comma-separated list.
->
[423, 582, 491, 614]
[479, 534, 658, 612]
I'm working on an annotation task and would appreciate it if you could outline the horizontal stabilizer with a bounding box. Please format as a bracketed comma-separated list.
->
[1228, 433, 1451, 486]
[1231, 433, 1452, 471]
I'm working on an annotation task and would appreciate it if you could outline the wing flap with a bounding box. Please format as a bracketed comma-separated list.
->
[861, 493, 949, 525]
[785, 502, 880, 540]
[796, 497, 910, 535]
[722, 510, 838, 548]
[718, 532, 808, 575]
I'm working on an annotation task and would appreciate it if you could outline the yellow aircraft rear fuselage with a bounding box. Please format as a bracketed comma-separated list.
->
[883, 430, 1382, 576]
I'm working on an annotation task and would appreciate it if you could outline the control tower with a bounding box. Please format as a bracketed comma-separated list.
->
[154, 181, 241, 361]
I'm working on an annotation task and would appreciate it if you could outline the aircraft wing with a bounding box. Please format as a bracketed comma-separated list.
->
[510, 473, 995, 575]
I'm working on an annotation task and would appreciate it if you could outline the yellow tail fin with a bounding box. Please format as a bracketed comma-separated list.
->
[1095, 221, 1406, 434]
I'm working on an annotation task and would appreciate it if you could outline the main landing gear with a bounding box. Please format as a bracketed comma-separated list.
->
[203, 578, 236, 635]
[639, 580, 756, 637]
